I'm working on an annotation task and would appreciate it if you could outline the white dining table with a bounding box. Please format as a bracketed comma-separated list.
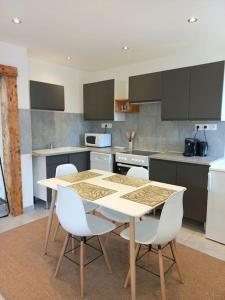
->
[38, 169, 186, 300]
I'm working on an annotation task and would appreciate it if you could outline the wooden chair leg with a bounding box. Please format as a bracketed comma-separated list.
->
[104, 232, 111, 248]
[54, 233, 70, 277]
[158, 245, 166, 300]
[98, 236, 112, 273]
[52, 219, 60, 242]
[124, 244, 140, 288]
[170, 240, 184, 284]
[80, 240, 85, 298]
[71, 235, 75, 253]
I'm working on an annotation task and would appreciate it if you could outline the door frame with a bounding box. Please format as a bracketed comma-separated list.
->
[0, 64, 23, 216]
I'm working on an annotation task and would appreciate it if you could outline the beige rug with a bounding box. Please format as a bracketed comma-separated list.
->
[0, 217, 225, 300]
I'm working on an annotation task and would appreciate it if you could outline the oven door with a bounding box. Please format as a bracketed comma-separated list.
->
[116, 162, 148, 175]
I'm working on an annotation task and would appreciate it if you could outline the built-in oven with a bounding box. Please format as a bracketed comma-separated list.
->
[115, 150, 157, 176]
[116, 162, 148, 175]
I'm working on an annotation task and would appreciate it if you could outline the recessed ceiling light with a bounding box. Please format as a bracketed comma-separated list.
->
[12, 17, 22, 24]
[122, 46, 129, 50]
[66, 56, 72, 60]
[187, 17, 198, 23]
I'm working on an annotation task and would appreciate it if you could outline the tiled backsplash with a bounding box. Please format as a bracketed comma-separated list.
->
[30, 110, 89, 150]
[87, 103, 225, 157]
[29, 103, 225, 158]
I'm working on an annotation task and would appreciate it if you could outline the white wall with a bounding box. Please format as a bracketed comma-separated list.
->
[84, 44, 225, 98]
[29, 58, 87, 113]
[0, 41, 33, 208]
[0, 41, 30, 109]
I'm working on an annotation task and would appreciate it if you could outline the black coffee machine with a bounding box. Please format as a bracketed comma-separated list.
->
[197, 141, 208, 157]
[183, 138, 199, 156]
[183, 127, 208, 157]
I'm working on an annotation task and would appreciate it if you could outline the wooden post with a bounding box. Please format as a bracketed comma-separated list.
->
[0, 64, 23, 216]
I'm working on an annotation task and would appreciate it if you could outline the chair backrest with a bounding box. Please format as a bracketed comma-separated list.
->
[56, 185, 92, 237]
[55, 163, 78, 177]
[127, 166, 149, 180]
[153, 191, 184, 245]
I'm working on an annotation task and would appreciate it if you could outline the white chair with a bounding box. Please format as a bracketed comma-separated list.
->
[54, 185, 116, 298]
[98, 167, 149, 224]
[53, 164, 98, 241]
[120, 191, 185, 300]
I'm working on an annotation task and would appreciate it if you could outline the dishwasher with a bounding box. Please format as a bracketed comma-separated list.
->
[90, 152, 113, 172]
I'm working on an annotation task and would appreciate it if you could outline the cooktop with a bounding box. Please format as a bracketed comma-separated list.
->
[121, 150, 158, 156]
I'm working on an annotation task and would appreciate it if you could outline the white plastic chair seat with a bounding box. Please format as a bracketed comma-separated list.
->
[83, 200, 98, 213]
[86, 214, 116, 236]
[120, 218, 159, 245]
[98, 207, 130, 223]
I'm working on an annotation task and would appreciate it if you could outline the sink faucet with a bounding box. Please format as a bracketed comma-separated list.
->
[49, 143, 53, 149]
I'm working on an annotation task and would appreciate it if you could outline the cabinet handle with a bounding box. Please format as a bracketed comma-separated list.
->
[207, 172, 212, 191]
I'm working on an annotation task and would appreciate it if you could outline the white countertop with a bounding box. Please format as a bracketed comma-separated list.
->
[149, 152, 220, 166]
[32, 146, 222, 166]
[32, 146, 90, 156]
[32, 146, 127, 156]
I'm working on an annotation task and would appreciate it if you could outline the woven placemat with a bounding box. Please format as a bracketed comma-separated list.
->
[121, 185, 175, 207]
[57, 170, 102, 183]
[70, 182, 117, 201]
[103, 174, 149, 187]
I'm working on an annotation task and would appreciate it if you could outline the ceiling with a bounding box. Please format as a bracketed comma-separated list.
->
[0, 0, 225, 71]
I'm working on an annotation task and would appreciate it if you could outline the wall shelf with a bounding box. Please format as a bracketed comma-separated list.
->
[115, 99, 139, 113]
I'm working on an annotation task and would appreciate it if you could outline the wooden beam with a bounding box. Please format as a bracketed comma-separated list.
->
[0, 65, 17, 77]
[0, 76, 23, 216]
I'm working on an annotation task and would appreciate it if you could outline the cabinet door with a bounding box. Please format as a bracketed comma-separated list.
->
[30, 81, 64, 111]
[46, 155, 69, 202]
[161, 68, 190, 120]
[129, 72, 162, 103]
[150, 159, 177, 184]
[176, 163, 209, 222]
[83, 79, 114, 120]
[189, 61, 224, 120]
[69, 152, 90, 171]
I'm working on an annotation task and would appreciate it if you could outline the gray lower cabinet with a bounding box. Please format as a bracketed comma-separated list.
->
[161, 68, 190, 120]
[69, 152, 90, 171]
[150, 159, 177, 184]
[149, 159, 209, 223]
[176, 163, 208, 223]
[33, 152, 91, 206]
[129, 72, 162, 103]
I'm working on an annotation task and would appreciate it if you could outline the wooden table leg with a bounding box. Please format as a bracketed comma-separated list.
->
[44, 189, 57, 255]
[129, 216, 136, 300]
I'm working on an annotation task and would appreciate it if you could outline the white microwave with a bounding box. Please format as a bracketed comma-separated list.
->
[85, 133, 112, 147]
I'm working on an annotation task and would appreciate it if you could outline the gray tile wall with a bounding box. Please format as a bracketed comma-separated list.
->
[29, 104, 225, 158]
[87, 103, 225, 157]
[31, 110, 90, 150]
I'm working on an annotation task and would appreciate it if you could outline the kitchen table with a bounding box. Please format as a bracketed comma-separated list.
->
[38, 169, 186, 300]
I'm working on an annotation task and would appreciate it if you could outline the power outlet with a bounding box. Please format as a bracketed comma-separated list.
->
[101, 123, 112, 129]
[195, 124, 217, 131]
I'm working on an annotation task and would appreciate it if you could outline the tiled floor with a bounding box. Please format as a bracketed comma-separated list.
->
[0, 201, 224, 262]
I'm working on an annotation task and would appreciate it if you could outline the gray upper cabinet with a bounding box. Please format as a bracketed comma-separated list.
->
[30, 81, 65, 111]
[161, 61, 225, 121]
[161, 68, 190, 120]
[129, 72, 162, 103]
[83, 79, 114, 120]
[189, 61, 225, 120]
